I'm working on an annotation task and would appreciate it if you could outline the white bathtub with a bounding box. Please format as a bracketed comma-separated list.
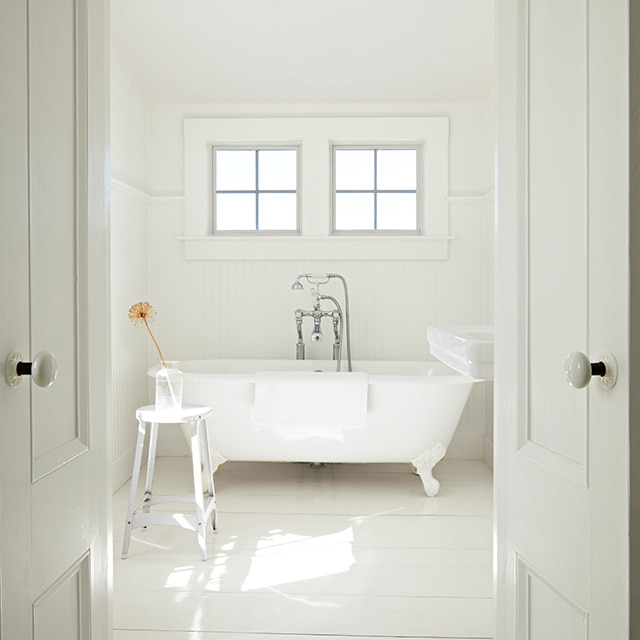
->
[149, 359, 475, 496]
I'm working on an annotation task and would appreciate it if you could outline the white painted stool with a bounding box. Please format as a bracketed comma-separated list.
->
[121, 404, 217, 561]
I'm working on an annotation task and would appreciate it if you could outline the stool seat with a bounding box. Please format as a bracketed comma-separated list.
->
[136, 403, 213, 424]
[121, 403, 218, 561]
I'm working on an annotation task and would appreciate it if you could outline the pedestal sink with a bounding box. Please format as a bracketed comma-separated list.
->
[427, 326, 494, 379]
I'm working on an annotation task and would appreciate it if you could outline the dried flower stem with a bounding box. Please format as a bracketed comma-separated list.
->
[128, 301, 178, 407]
[142, 317, 166, 367]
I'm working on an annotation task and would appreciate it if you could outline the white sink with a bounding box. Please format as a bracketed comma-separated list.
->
[427, 325, 494, 379]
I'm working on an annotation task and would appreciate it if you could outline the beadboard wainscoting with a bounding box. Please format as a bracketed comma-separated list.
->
[110, 181, 494, 488]
[145, 198, 493, 362]
[111, 183, 152, 487]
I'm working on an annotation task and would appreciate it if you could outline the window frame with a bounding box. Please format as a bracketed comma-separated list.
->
[211, 144, 301, 235]
[183, 116, 451, 260]
[331, 144, 422, 235]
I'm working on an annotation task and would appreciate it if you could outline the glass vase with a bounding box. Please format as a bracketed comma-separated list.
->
[155, 361, 183, 412]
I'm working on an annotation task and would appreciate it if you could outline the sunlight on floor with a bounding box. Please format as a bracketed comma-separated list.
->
[162, 527, 357, 593]
[241, 526, 355, 591]
[113, 459, 494, 639]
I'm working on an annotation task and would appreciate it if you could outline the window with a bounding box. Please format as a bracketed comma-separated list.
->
[213, 147, 299, 233]
[184, 116, 450, 260]
[333, 147, 419, 232]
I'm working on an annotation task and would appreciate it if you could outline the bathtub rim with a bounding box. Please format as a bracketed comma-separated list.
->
[147, 358, 478, 385]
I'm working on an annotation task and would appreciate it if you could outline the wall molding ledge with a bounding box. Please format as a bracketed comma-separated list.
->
[446, 190, 495, 204]
[111, 179, 187, 205]
[111, 179, 151, 203]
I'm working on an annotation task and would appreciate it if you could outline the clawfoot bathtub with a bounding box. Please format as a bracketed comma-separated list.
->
[149, 359, 475, 496]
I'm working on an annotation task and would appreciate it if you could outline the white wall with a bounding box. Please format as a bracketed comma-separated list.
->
[110, 55, 495, 474]
[145, 200, 493, 361]
[110, 45, 147, 190]
[480, 83, 496, 470]
[110, 185, 151, 487]
[146, 102, 493, 196]
[110, 45, 151, 488]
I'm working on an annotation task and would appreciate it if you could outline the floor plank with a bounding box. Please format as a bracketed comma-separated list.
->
[114, 458, 494, 639]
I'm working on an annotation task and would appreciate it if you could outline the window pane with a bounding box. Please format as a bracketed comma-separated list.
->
[216, 193, 256, 230]
[216, 150, 255, 190]
[335, 193, 375, 230]
[377, 149, 417, 190]
[377, 193, 417, 230]
[335, 150, 374, 190]
[258, 193, 297, 230]
[259, 150, 297, 190]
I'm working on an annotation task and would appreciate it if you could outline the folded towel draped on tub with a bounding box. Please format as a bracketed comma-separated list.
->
[253, 371, 368, 429]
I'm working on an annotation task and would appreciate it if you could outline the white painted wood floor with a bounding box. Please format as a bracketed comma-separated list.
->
[112, 457, 493, 639]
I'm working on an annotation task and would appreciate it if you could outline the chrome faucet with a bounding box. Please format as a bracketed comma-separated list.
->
[290, 273, 352, 372]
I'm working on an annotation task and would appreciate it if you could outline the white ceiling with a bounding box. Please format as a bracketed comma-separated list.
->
[110, 0, 495, 104]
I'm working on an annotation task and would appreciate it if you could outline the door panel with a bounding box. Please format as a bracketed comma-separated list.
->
[524, 0, 588, 482]
[29, 0, 89, 480]
[32, 554, 91, 639]
[496, 0, 629, 637]
[32, 457, 91, 594]
[0, 0, 109, 637]
[517, 558, 588, 640]
[0, 1, 33, 635]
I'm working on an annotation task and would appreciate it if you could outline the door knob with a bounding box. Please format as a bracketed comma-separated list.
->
[564, 351, 617, 389]
[5, 351, 58, 388]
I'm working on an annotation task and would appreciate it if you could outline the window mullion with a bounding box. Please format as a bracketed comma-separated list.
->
[254, 150, 259, 231]
[373, 149, 378, 231]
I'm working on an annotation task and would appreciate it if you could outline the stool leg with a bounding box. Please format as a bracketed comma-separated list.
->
[200, 417, 218, 531]
[142, 422, 159, 514]
[190, 419, 207, 561]
[122, 417, 147, 559]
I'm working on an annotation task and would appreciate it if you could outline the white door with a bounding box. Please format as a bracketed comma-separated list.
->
[495, 0, 630, 637]
[0, 0, 110, 638]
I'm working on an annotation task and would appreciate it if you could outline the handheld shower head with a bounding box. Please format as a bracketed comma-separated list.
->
[291, 273, 332, 291]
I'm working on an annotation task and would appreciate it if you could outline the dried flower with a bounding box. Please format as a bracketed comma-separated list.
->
[128, 301, 156, 326]
[128, 301, 166, 366]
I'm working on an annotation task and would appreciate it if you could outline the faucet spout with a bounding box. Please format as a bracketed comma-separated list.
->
[311, 316, 323, 341]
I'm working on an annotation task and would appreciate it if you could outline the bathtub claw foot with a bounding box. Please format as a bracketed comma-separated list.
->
[211, 449, 228, 475]
[412, 443, 447, 497]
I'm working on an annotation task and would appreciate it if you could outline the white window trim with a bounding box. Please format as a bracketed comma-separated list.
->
[182, 116, 451, 260]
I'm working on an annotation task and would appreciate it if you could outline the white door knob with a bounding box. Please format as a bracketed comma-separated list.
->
[5, 351, 58, 388]
[564, 351, 617, 389]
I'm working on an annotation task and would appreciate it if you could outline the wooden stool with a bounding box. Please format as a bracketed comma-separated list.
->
[121, 404, 217, 561]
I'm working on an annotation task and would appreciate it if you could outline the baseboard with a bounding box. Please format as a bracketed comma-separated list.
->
[482, 436, 494, 470]
[112, 449, 136, 493]
[447, 433, 483, 459]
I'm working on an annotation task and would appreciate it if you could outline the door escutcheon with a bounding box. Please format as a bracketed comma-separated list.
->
[5, 351, 58, 388]
[564, 350, 617, 389]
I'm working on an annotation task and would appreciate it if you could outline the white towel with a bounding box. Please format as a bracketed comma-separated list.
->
[254, 371, 368, 430]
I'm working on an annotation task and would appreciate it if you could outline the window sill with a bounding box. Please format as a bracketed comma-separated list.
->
[179, 235, 452, 260]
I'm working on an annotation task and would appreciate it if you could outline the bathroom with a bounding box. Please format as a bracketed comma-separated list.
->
[2, 0, 635, 635]
[110, 38, 496, 487]
[110, 1, 495, 636]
